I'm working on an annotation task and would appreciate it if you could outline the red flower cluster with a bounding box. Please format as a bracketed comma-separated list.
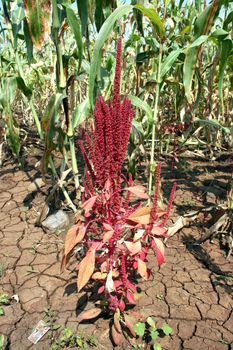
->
[79, 38, 134, 191]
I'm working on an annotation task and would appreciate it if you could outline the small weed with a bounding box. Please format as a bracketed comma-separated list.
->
[49, 327, 98, 349]
[0, 261, 6, 278]
[0, 335, 4, 350]
[0, 293, 10, 316]
[132, 317, 172, 350]
[25, 266, 38, 275]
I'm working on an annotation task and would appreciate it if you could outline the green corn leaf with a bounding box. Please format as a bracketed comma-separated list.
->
[77, 0, 88, 36]
[71, 98, 90, 132]
[89, 4, 132, 109]
[66, 6, 83, 72]
[128, 94, 153, 125]
[16, 77, 32, 98]
[23, 18, 33, 63]
[133, 4, 165, 39]
[188, 34, 209, 48]
[41, 93, 64, 173]
[24, 0, 51, 49]
[160, 49, 183, 80]
[218, 38, 232, 111]
[195, 118, 231, 134]
[95, 0, 105, 32]
[183, 2, 220, 103]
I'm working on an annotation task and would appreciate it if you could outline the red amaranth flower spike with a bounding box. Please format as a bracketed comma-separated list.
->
[160, 182, 177, 227]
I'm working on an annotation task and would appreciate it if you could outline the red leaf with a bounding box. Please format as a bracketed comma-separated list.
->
[119, 299, 125, 312]
[111, 324, 123, 345]
[152, 238, 165, 266]
[125, 241, 141, 255]
[77, 249, 95, 292]
[98, 285, 105, 294]
[126, 290, 136, 304]
[125, 185, 149, 199]
[77, 308, 102, 322]
[137, 258, 148, 280]
[82, 195, 97, 216]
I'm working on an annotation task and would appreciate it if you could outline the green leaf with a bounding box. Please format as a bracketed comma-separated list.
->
[218, 38, 232, 111]
[133, 4, 165, 39]
[151, 330, 159, 340]
[89, 4, 132, 109]
[0, 294, 10, 305]
[0, 307, 4, 316]
[23, 18, 33, 63]
[188, 34, 209, 48]
[71, 98, 90, 132]
[41, 93, 64, 173]
[161, 323, 173, 336]
[132, 322, 146, 337]
[77, 0, 88, 36]
[0, 335, 4, 349]
[147, 316, 156, 329]
[95, 0, 105, 32]
[195, 118, 230, 134]
[153, 344, 162, 350]
[128, 95, 153, 125]
[24, 0, 51, 49]
[160, 49, 182, 80]
[66, 6, 83, 72]
[16, 77, 32, 98]
[183, 3, 220, 103]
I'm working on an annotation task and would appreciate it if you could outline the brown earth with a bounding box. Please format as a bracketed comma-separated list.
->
[0, 151, 232, 350]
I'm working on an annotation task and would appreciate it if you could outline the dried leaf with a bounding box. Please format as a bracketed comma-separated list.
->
[128, 207, 165, 225]
[125, 185, 149, 199]
[92, 272, 107, 280]
[151, 226, 167, 237]
[103, 222, 113, 231]
[77, 249, 95, 292]
[103, 230, 114, 242]
[61, 223, 86, 271]
[24, 0, 51, 49]
[124, 314, 137, 337]
[137, 258, 148, 280]
[125, 241, 142, 255]
[133, 229, 145, 241]
[114, 311, 122, 333]
[111, 324, 123, 346]
[77, 308, 102, 322]
[105, 270, 115, 293]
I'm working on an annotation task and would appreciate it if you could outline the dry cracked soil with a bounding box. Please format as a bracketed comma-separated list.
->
[0, 153, 232, 350]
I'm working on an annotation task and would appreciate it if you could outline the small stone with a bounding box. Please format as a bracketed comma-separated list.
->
[42, 210, 69, 233]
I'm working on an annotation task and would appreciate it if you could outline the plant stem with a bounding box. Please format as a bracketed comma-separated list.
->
[148, 44, 163, 197]
[69, 137, 80, 190]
